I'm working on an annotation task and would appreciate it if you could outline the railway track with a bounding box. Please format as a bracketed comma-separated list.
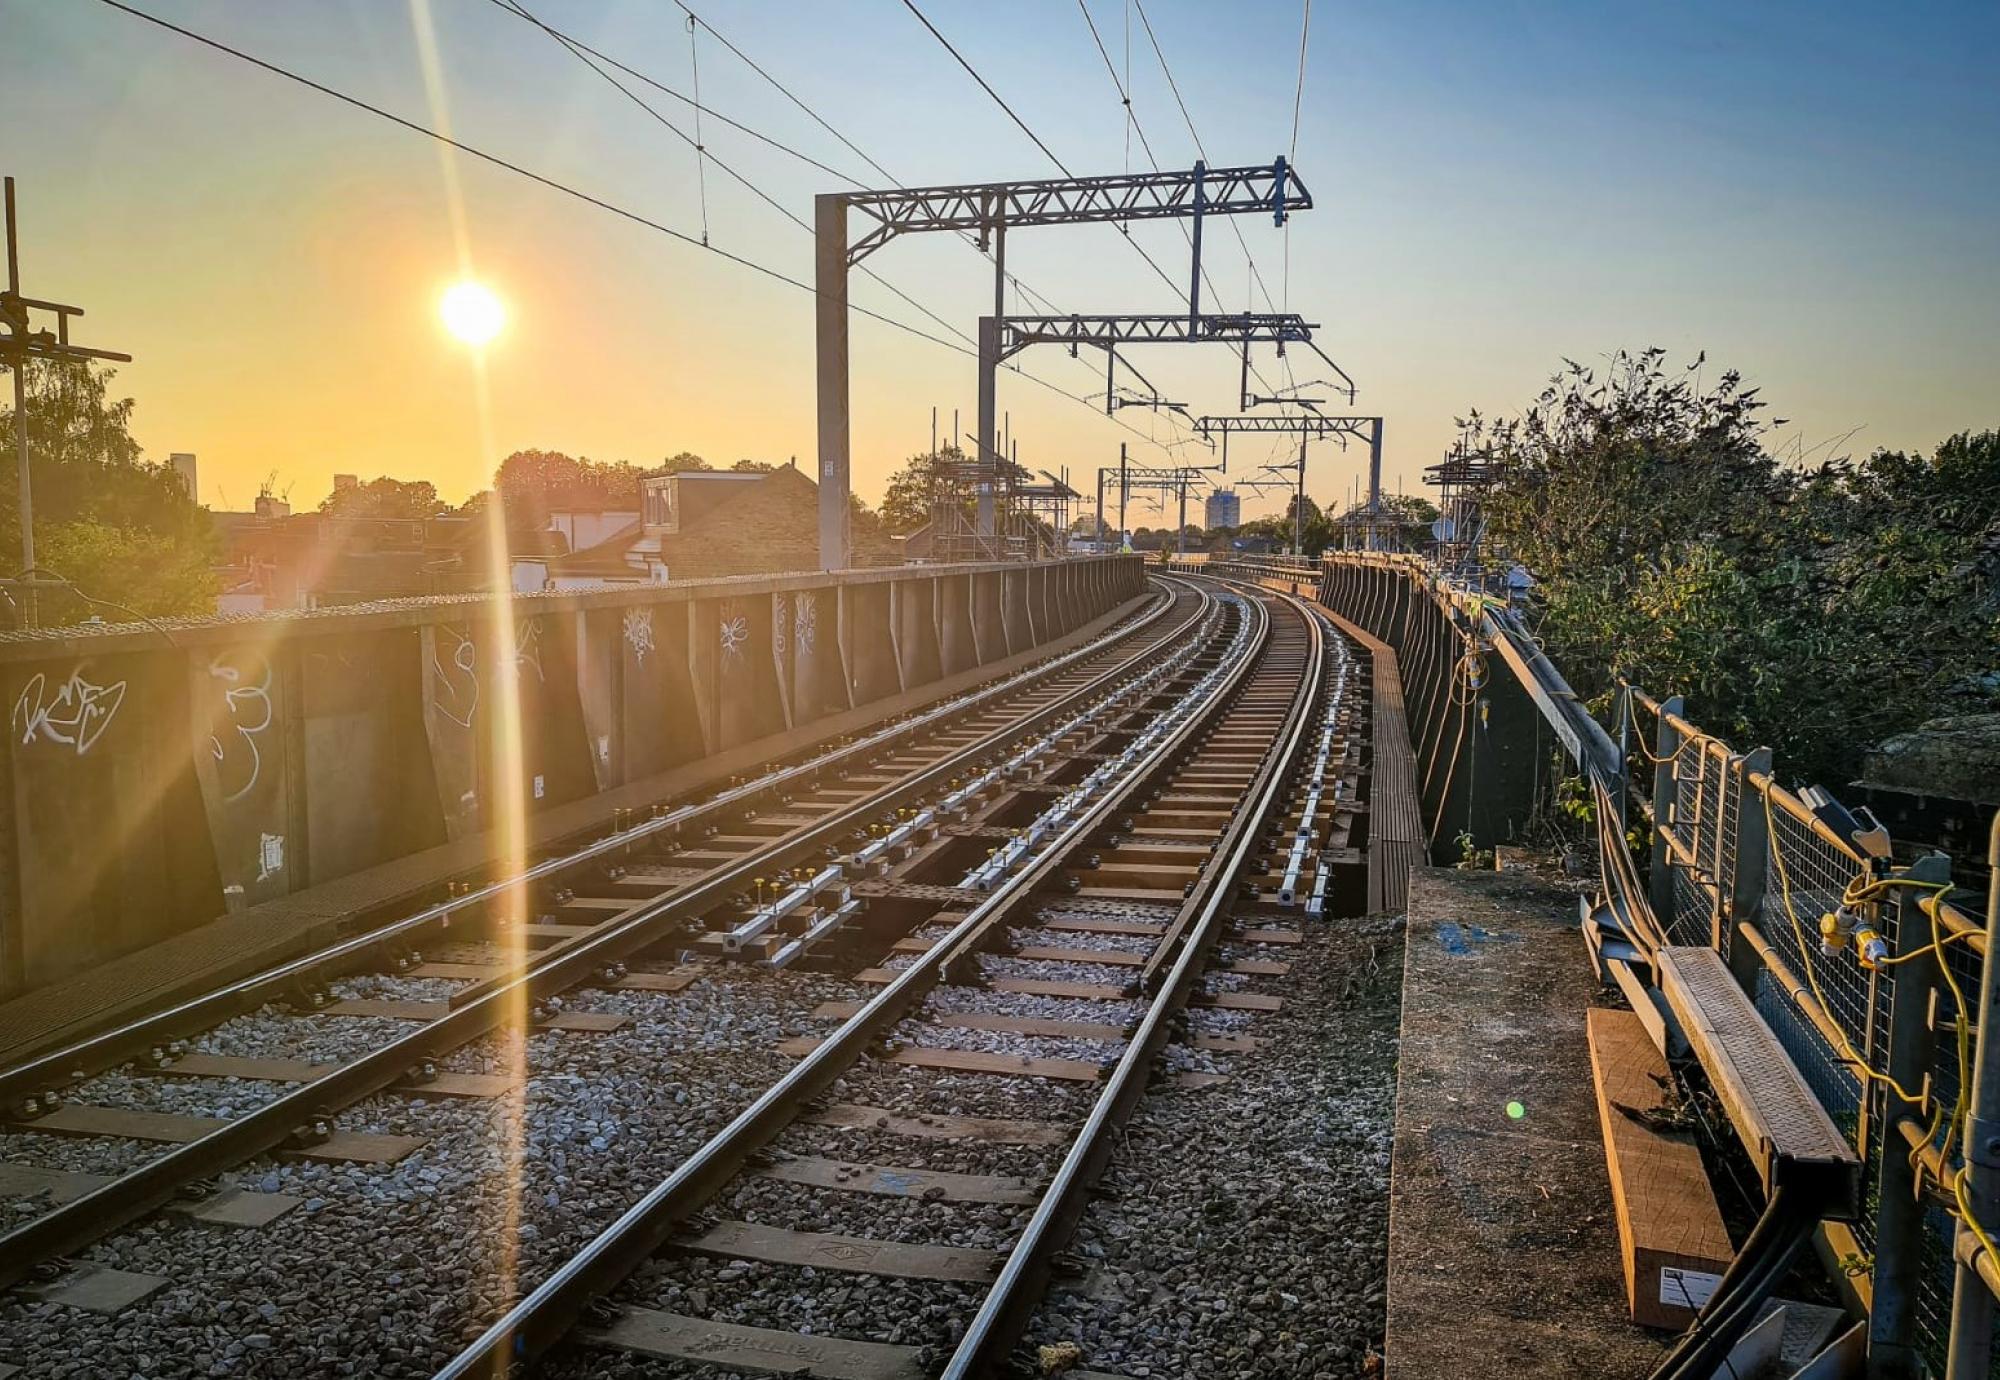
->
[425, 580, 1348, 1379]
[0, 579, 1215, 1301]
[0, 576, 1357, 1380]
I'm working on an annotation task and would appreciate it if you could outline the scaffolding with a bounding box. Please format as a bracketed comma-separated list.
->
[1422, 439, 1503, 569]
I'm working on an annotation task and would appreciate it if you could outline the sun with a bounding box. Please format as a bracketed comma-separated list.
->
[439, 281, 505, 347]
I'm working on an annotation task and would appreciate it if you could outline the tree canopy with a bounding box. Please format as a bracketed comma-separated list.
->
[320, 476, 447, 521]
[493, 449, 650, 520]
[0, 362, 218, 625]
[1465, 349, 2000, 783]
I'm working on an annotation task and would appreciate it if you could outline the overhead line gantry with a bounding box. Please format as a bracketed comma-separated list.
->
[815, 159, 1311, 568]
[1196, 412, 1387, 556]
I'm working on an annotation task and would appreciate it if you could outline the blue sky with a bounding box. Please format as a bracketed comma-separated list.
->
[2, 0, 1994, 517]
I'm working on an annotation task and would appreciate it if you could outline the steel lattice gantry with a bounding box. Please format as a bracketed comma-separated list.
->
[814, 160, 1312, 568]
[1196, 413, 1387, 554]
[988, 311, 1349, 428]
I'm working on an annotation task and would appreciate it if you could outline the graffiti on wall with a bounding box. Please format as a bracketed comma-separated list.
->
[12, 669, 127, 755]
[206, 655, 275, 803]
[720, 613, 750, 658]
[623, 607, 655, 665]
[795, 595, 817, 654]
[431, 624, 479, 729]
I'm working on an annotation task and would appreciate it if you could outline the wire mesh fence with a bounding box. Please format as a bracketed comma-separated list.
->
[1638, 693, 1992, 1377]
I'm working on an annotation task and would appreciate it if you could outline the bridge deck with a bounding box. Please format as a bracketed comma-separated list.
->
[1384, 866, 1667, 1377]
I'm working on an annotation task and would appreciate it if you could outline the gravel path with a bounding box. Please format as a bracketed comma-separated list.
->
[1014, 913, 1404, 1379]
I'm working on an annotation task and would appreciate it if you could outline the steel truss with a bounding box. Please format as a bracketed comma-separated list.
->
[815, 159, 1312, 567]
[1195, 413, 1388, 555]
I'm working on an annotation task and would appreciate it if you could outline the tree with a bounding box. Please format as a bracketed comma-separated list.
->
[494, 449, 647, 520]
[731, 458, 778, 473]
[320, 476, 446, 521]
[660, 451, 711, 474]
[1464, 349, 2000, 783]
[879, 446, 967, 534]
[0, 362, 218, 624]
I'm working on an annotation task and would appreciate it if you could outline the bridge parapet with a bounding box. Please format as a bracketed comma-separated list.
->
[1197, 548, 2000, 1374]
[0, 556, 1144, 996]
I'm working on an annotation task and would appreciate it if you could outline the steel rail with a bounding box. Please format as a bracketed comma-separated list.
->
[429, 580, 1274, 1378]
[0, 584, 1181, 1106]
[941, 586, 1325, 1376]
[0, 583, 1217, 1293]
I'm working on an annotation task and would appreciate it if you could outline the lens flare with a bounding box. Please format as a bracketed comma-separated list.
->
[439, 281, 505, 347]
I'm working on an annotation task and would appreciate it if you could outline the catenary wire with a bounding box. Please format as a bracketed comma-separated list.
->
[88, 0, 1188, 460]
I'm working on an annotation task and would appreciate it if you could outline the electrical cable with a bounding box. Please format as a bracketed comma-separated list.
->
[1283, 0, 1310, 316]
[898, 0, 1071, 176]
[901, 0, 1191, 310]
[684, 13, 709, 245]
[89, 0, 1191, 461]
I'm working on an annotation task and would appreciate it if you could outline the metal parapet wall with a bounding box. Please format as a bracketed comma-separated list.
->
[0, 556, 1145, 996]
[1195, 552, 1548, 858]
[1206, 550, 2000, 1380]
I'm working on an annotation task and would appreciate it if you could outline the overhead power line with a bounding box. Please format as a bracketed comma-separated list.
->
[898, 0, 1192, 311]
[86, 0, 1189, 460]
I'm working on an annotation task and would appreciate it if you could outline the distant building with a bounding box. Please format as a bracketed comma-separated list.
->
[168, 452, 198, 499]
[1204, 488, 1241, 529]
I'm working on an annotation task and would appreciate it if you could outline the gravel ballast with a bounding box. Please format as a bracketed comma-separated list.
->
[1014, 913, 1404, 1379]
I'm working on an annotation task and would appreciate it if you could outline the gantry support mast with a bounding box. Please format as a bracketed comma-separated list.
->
[815, 160, 1311, 568]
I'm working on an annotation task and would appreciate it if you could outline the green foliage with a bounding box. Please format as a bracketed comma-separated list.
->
[1466, 350, 2000, 782]
[0, 362, 218, 625]
[319, 476, 446, 521]
[494, 449, 650, 520]
[878, 446, 968, 535]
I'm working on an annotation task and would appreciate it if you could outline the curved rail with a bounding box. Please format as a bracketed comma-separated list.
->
[0, 581, 1217, 1293]
[430, 581, 1332, 1380]
[431, 580, 1286, 1378]
[941, 586, 1326, 1376]
[0, 584, 1184, 1107]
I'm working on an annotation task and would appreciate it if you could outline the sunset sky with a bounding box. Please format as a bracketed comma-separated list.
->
[4, 0, 1994, 522]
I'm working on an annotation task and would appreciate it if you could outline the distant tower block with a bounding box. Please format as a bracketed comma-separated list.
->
[333, 473, 359, 495]
[1204, 487, 1241, 529]
[169, 452, 198, 499]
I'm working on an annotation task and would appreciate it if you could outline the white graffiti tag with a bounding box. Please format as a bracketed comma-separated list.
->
[207, 657, 275, 803]
[515, 619, 546, 684]
[431, 625, 479, 729]
[13, 670, 127, 755]
[623, 608, 656, 666]
[794, 597, 817, 654]
[720, 614, 750, 657]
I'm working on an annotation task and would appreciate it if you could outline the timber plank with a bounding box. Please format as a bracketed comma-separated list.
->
[585, 1306, 927, 1380]
[677, 1220, 1001, 1284]
[1587, 1006, 1732, 1328]
[754, 1156, 1040, 1204]
[803, 1103, 1069, 1145]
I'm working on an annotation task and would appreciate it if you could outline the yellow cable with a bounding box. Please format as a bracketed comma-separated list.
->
[1954, 1167, 2000, 1273]
[1762, 790, 1929, 1108]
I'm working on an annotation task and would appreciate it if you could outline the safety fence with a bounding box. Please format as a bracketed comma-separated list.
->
[1199, 549, 2000, 1379]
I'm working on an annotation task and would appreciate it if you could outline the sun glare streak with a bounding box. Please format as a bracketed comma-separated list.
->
[470, 347, 532, 1316]
[409, 0, 528, 1315]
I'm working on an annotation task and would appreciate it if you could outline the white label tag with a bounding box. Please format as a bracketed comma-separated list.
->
[1659, 1267, 1722, 1311]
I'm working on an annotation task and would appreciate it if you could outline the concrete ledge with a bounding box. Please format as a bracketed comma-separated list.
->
[1384, 867, 1668, 1378]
